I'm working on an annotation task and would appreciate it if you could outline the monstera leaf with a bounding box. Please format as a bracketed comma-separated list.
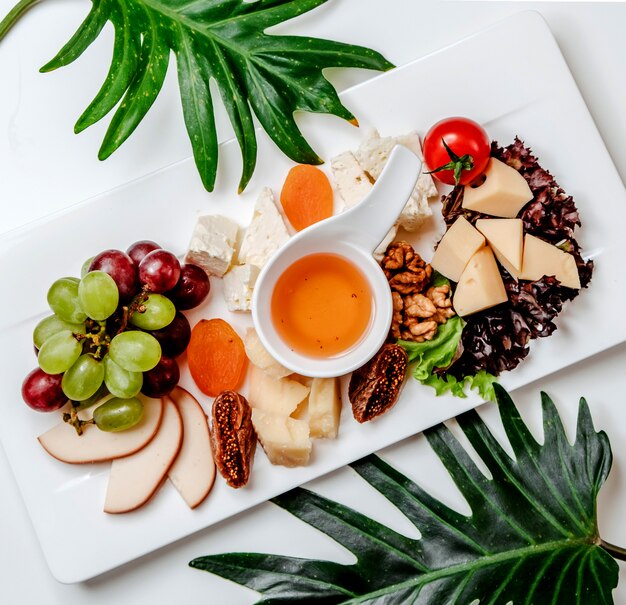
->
[191, 385, 624, 603]
[0, 0, 392, 192]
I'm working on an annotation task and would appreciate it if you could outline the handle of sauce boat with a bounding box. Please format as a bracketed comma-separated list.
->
[332, 145, 422, 252]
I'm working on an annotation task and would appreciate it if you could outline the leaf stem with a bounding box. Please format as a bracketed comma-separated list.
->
[600, 539, 626, 561]
[0, 0, 41, 43]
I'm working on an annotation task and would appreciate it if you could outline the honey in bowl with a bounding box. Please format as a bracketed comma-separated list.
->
[271, 253, 373, 358]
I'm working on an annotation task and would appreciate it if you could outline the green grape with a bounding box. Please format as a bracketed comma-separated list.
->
[104, 355, 143, 398]
[81, 257, 94, 278]
[129, 293, 176, 330]
[109, 331, 161, 373]
[93, 397, 144, 432]
[61, 354, 105, 401]
[73, 383, 110, 411]
[78, 271, 119, 321]
[33, 314, 86, 350]
[38, 330, 82, 374]
[47, 277, 87, 323]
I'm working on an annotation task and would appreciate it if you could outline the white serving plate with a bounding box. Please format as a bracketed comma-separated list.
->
[0, 11, 624, 584]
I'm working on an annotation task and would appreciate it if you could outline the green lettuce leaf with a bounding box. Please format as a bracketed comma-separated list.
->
[399, 317, 499, 401]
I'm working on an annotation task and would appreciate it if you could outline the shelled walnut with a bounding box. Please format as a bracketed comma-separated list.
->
[381, 242, 455, 342]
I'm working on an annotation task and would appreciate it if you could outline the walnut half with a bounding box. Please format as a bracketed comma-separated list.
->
[348, 344, 408, 423]
[210, 391, 256, 488]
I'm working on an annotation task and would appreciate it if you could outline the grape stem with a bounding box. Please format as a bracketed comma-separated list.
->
[117, 288, 149, 335]
[63, 407, 95, 436]
[75, 321, 110, 359]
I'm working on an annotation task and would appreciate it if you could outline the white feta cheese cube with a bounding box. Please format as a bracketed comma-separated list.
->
[239, 187, 290, 268]
[185, 215, 239, 277]
[330, 151, 373, 209]
[222, 264, 260, 312]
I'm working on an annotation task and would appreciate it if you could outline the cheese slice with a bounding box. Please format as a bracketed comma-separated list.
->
[251, 409, 312, 467]
[308, 377, 341, 439]
[519, 234, 581, 289]
[430, 216, 485, 282]
[475, 218, 524, 277]
[462, 158, 533, 218]
[248, 364, 310, 416]
[453, 246, 508, 316]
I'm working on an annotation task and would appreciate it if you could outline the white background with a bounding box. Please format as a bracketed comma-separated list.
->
[1, 1, 625, 603]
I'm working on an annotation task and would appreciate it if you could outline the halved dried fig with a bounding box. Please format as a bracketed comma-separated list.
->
[348, 344, 408, 423]
[210, 391, 256, 488]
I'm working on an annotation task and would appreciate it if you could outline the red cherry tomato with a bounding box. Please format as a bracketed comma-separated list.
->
[422, 117, 491, 186]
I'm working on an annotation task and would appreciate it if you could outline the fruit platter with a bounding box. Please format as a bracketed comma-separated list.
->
[1, 11, 626, 584]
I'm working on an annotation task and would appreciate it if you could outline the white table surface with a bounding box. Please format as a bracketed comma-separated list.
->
[1, 1, 625, 603]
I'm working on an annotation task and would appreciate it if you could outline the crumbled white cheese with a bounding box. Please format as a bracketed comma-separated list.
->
[222, 264, 260, 312]
[330, 151, 373, 209]
[238, 187, 290, 269]
[355, 130, 438, 232]
[185, 215, 239, 277]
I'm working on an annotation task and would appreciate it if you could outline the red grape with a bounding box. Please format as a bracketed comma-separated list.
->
[149, 311, 191, 357]
[138, 250, 181, 293]
[89, 249, 138, 302]
[141, 355, 180, 397]
[127, 240, 161, 266]
[168, 264, 210, 310]
[22, 368, 67, 411]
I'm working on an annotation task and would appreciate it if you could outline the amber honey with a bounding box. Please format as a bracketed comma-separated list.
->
[271, 253, 373, 358]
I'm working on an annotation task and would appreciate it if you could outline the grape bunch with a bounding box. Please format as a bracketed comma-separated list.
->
[22, 240, 210, 432]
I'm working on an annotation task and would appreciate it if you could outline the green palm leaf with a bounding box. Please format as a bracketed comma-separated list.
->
[2, 0, 393, 192]
[190, 385, 620, 603]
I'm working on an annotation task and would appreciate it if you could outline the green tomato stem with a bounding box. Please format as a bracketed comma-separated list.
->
[0, 0, 41, 43]
[600, 539, 626, 561]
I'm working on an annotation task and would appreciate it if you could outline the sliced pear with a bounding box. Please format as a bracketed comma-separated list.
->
[475, 218, 524, 276]
[308, 377, 341, 439]
[248, 364, 310, 416]
[167, 387, 216, 509]
[243, 328, 292, 379]
[38, 396, 163, 464]
[104, 397, 183, 514]
[251, 409, 311, 467]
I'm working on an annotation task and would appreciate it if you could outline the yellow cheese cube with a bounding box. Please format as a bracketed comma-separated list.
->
[519, 234, 581, 289]
[475, 218, 524, 277]
[462, 158, 533, 218]
[453, 246, 508, 316]
[430, 216, 485, 282]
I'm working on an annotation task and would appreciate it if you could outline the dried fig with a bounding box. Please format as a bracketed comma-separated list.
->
[210, 391, 256, 488]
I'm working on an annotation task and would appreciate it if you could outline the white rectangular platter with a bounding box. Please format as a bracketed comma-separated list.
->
[1, 11, 625, 583]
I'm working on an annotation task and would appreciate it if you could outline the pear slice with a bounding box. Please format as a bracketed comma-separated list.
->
[167, 387, 216, 509]
[38, 396, 163, 464]
[104, 397, 183, 514]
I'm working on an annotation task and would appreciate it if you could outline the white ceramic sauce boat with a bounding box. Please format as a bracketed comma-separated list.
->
[252, 145, 422, 377]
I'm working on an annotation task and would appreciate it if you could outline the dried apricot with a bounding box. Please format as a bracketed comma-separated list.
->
[188, 319, 248, 397]
[280, 164, 333, 231]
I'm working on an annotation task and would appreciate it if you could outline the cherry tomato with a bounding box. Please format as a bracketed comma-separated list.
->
[422, 117, 491, 186]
